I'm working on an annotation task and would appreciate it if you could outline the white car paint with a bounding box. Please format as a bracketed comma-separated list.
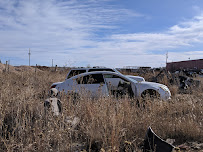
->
[52, 71, 171, 101]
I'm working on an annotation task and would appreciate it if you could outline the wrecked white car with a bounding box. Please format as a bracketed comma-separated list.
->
[51, 71, 171, 101]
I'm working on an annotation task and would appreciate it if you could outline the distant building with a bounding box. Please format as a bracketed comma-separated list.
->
[166, 59, 203, 72]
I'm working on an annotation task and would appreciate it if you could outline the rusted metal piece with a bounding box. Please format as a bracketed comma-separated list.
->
[143, 127, 174, 152]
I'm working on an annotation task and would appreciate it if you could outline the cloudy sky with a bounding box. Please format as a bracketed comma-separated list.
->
[1, 0, 203, 67]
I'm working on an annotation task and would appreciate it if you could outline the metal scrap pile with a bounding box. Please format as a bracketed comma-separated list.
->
[148, 69, 201, 93]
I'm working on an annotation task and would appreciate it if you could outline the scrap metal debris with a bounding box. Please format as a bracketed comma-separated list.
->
[149, 69, 201, 93]
[44, 88, 62, 116]
[179, 75, 200, 90]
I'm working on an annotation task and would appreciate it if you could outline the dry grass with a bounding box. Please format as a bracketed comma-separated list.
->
[0, 68, 202, 151]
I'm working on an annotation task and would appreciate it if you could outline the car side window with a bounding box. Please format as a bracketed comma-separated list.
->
[88, 69, 115, 72]
[103, 74, 120, 78]
[67, 70, 86, 79]
[77, 74, 105, 84]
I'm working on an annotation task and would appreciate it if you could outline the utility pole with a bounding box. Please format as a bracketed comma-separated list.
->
[28, 48, 31, 66]
[52, 59, 53, 67]
[166, 51, 168, 66]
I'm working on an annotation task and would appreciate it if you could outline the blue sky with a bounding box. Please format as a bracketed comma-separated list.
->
[1, 0, 203, 68]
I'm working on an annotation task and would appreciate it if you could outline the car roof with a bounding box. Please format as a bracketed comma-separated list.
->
[70, 71, 132, 81]
[66, 67, 122, 80]
[70, 67, 115, 70]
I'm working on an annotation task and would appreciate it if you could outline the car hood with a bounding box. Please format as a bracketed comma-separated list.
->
[136, 81, 168, 90]
[51, 82, 63, 87]
[126, 75, 145, 82]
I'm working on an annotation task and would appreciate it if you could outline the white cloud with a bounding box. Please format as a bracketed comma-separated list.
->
[0, 0, 203, 67]
[0, 0, 138, 50]
[110, 13, 203, 52]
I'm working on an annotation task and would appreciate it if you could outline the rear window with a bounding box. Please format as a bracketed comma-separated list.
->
[67, 70, 86, 79]
[77, 74, 105, 84]
[88, 68, 115, 72]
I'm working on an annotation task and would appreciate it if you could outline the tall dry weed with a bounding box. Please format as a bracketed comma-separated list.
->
[0, 69, 202, 151]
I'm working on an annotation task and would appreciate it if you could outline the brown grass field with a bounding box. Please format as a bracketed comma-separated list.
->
[0, 65, 202, 151]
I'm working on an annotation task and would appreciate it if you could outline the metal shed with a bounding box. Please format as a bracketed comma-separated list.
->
[166, 59, 203, 72]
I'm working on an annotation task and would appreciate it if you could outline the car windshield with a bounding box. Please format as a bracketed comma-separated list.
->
[112, 69, 122, 74]
[127, 77, 138, 83]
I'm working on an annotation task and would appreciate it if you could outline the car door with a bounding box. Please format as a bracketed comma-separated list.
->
[76, 73, 108, 97]
[103, 74, 134, 98]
